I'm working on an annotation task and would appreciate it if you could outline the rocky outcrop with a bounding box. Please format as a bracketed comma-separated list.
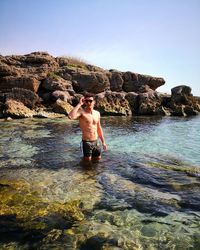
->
[4, 88, 40, 108]
[52, 99, 73, 115]
[0, 76, 40, 92]
[168, 85, 200, 116]
[122, 72, 165, 92]
[95, 91, 132, 116]
[72, 69, 110, 93]
[137, 90, 166, 115]
[0, 52, 199, 118]
[4, 99, 36, 118]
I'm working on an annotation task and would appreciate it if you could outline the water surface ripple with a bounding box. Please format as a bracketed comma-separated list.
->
[0, 116, 200, 249]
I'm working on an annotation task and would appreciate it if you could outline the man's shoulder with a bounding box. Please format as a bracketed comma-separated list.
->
[93, 109, 100, 116]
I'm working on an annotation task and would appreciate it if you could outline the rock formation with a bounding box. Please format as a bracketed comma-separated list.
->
[0, 52, 199, 118]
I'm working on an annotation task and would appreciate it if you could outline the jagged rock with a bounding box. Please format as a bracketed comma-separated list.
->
[137, 90, 165, 115]
[86, 64, 105, 72]
[56, 57, 70, 66]
[171, 85, 192, 105]
[125, 92, 139, 114]
[24, 52, 58, 66]
[51, 90, 71, 102]
[170, 105, 186, 116]
[5, 88, 40, 108]
[122, 72, 139, 92]
[55, 68, 73, 81]
[109, 70, 124, 92]
[170, 85, 199, 116]
[184, 105, 199, 116]
[171, 85, 192, 96]
[148, 77, 166, 90]
[4, 99, 36, 118]
[95, 91, 132, 116]
[72, 69, 110, 93]
[0, 62, 21, 77]
[0, 54, 59, 80]
[34, 111, 65, 118]
[0, 52, 199, 118]
[0, 55, 25, 67]
[52, 99, 73, 115]
[122, 72, 165, 92]
[0, 76, 40, 92]
[42, 76, 72, 91]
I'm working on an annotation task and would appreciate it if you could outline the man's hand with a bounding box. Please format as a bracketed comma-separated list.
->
[79, 97, 85, 106]
[102, 143, 107, 151]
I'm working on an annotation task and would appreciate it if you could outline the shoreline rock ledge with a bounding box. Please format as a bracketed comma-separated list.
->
[0, 52, 199, 119]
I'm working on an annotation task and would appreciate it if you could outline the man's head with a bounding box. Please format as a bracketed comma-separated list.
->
[83, 93, 95, 107]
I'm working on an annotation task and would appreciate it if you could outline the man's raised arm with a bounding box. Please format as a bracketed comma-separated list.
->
[68, 97, 84, 119]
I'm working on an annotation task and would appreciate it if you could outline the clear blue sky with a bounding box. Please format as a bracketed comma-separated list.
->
[1, 0, 200, 95]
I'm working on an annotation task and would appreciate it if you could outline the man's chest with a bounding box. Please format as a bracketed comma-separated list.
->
[81, 112, 99, 125]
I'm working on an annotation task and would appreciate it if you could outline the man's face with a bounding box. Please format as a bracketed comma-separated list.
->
[84, 97, 94, 107]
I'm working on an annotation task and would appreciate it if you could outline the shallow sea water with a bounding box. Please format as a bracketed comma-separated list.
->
[0, 116, 200, 249]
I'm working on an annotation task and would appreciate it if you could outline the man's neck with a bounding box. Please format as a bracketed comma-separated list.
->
[84, 107, 93, 114]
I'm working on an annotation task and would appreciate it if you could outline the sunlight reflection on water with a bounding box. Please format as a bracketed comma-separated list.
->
[0, 116, 200, 249]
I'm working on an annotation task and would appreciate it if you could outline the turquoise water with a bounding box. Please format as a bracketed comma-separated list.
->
[107, 116, 200, 166]
[67, 116, 200, 166]
[0, 116, 200, 249]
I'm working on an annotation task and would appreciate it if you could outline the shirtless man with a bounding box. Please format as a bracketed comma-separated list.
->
[68, 93, 107, 161]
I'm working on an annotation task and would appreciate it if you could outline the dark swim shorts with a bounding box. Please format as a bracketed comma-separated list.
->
[82, 140, 101, 158]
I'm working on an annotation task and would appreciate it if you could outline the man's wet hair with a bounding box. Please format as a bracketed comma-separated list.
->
[83, 92, 95, 99]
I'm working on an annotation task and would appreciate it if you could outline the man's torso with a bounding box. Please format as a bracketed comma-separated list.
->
[79, 109, 100, 141]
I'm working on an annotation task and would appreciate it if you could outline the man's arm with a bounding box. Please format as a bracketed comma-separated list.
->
[97, 114, 107, 151]
[68, 97, 84, 119]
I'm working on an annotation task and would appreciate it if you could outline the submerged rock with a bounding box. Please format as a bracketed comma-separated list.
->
[0, 178, 84, 237]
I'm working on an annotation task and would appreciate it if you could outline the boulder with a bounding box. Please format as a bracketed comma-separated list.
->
[72, 69, 110, 93]
[55, 68, 72, 81]
[42, 76, 72, 92]
[125, 92, 139, 114]
[95, 91, 132, 116]
[170, 85, 199, 116]
[24, 52, 58, 66]
[148, 77, 165, 90]
[122, 72, 165, 93]
[5, 88, 40, 108]
[137, 90, 165, 115]
[56, 57, 70, 67]
[171, 85, 192, 105]
[0, 76, 40, 92]
[171, 85, 192, 96]
[52, 99, 73, 115]
[184, 105, 199, 116]
[122, 72, 139, 92]
[51, 90, 71, 102]
[109, 70, 124, 92]
[4, 99, 36, 118]
[0, 62, 21, 77]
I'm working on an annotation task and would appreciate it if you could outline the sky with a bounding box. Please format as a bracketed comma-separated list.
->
[0, 0, 200, 95]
